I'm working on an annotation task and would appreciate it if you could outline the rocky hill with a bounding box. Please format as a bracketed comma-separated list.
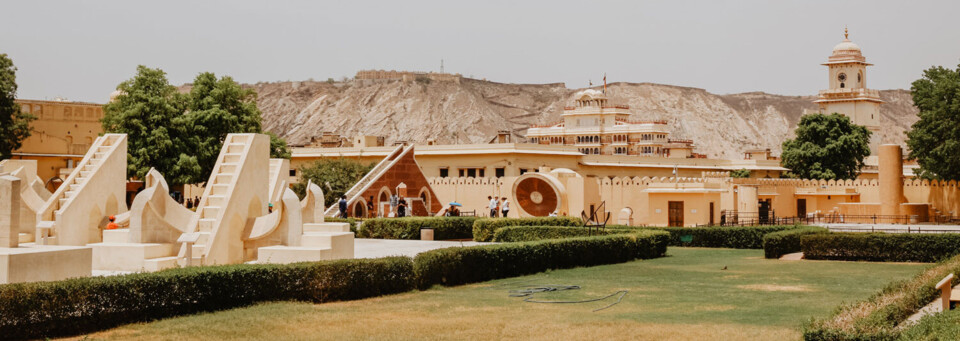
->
[249, 78, 917, 159]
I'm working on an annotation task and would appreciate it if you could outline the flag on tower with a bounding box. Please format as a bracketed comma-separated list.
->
[603, 73, 607, 94]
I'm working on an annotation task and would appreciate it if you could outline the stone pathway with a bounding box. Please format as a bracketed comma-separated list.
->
[354, 238, 491, 259]
[779, 252, 804, 261]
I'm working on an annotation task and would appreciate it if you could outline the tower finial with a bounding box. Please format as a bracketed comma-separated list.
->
[844, 27, 849, 40]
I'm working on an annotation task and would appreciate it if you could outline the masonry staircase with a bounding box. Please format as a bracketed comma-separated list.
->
[324, 144, 409, 217]
[181, 133, 269, 266]
[36, 134, 127, 246]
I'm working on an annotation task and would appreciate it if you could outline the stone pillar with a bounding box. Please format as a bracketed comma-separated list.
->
[1, 175, 21, 248]
[879, 144, 904, 219]
[736, 185, 758, 224]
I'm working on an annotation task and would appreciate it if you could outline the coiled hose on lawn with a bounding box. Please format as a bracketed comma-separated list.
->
[508, 285, 628, 312]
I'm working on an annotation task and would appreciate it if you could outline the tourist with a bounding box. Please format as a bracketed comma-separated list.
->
[193, 197, 200, 208]
[105, 215, 119, 230]
[488, 196, 497, 217]
[339, 195, 348, 218]
[501, 197, 510, 217]
[549, 211, 558, 217]
[495, 197, 501, 217]
[186, 198, 194, 209]
[367, 196, 375, 218]
[398, 197, 407, 217]
[268, 202, 273, 213]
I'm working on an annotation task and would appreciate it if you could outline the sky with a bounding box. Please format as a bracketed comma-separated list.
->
[2, 0, 959, 103]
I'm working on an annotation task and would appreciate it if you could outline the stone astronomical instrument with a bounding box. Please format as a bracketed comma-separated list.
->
[512, 173, 564, 216]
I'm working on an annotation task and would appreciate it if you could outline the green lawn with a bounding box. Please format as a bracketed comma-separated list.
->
[83, 248, 926, 341]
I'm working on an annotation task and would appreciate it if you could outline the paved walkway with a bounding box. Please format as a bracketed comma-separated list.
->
[354, 239, 491, 259]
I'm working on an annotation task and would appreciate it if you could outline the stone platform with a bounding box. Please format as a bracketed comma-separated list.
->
[0, 244, 92, 284]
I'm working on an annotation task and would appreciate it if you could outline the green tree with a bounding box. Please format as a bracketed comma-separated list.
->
[179, 72, 263, 183]
[267, 132, 291, 159]
[730, 169, 751, 178]
[292, 158, 375, 206]
[781, 113, 871, 180]
[0, 53, 35, 160]
[906, 64, 960, 180]
[102, 66, 198, 184]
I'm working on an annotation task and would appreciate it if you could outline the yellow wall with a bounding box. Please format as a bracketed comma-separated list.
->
[12, 99, 105, 186]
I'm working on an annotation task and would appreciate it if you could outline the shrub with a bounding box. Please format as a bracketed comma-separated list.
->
[493, 225, 621, 242]
[802, 233, 960, 263]
[609, 225, 802, 249]
[359, 217, 477, 240]
[0, 257, 414, 340]
[896, 308, 960, 340]
[472, 216, 583, 242]
[414, 231, 669, 289]
[762, 226, 829, 259]
[803, 253, 960, 340]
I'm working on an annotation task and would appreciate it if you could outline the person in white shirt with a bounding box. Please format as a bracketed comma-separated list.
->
[488, 196, 498, 217]
[549, 211, 558, 217]
[501, 197, 510, 217]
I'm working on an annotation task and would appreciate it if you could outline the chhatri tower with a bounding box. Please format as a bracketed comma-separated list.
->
[813, 28, 883, 155]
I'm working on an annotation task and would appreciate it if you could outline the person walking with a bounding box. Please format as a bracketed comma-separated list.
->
[501, 197, 510, 218]
[488, 196, 497, 217]
[339, 195, 348, 218]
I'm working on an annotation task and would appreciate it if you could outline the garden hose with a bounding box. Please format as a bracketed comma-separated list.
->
[508, 285, 628, 312]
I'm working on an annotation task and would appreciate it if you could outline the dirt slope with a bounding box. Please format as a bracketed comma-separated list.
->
[248, 78, 917, 159]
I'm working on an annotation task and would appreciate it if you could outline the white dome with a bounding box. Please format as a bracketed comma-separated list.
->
[832, 39, 861, 54]
[575, 89, 605, 100]
[109, 90, 124, 102]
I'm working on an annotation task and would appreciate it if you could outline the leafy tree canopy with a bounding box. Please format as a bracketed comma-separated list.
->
[0, 53, 35, 160]
[906, 64, 960, 180]
[179, 72, 263, 182]
[730, 169, 751, 178]
[102, 65, 198, 184]
[292, 158, 375, 207]
[781, 113, 871, 180]
[103, 67, 290, 185]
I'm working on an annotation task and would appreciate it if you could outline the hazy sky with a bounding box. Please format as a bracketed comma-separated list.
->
[2, 0, 959, 103]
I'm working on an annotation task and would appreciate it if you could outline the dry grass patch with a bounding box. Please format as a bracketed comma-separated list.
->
[738, 284, 812, 292]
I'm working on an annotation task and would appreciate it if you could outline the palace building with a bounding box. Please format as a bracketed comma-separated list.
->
[526, 89, 700, 158]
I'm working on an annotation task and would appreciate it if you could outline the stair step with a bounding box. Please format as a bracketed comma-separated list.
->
[226, 144, 245, 153]
[64, 191, 75, 198]
[206, 195, 226, 207]
[210, 184, 230, 195]
[214, 174, 233, 184]
[97, 146, 111, 153]
[222, 153, 242, 163]
[143, 256, 179, 272]
[94, 152, 106, 159]
[304, 223, 351, 233]
[80, 171, 92, 177]
[202, 206, 220, 219]
[301, 232, 354, 248]
[219, 164, 238, 174]
[198, 218, 215, 232]
[195, 231, 210, 244]
[58, 198, 69, 206]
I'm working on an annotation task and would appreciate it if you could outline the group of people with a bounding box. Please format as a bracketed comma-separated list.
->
[488, 196, 510, 218]
[183, 196, 200, 210]
[339, 195, 409, 219]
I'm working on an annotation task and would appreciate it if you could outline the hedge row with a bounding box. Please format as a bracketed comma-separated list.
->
[609, 224, 803, 249]
[492, 225, 619, 242]
[472, 216, 583, 242]
[414, 231, 670, 289]
[0, 257, 415, 340]
[358, 217, 477, 240]
[801, 233, 960, 263]
[762, 226, 829, 259]
[803, 253, 960, 340]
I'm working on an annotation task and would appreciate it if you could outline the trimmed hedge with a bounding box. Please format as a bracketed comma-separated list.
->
[609, 224, 803, 249]
[802, 233, 960, 263]
[803, 253, 960, 340]
[762, 226, 829, 259]
[0, 257, 415, 340]
[492, 225, 619, 242]
[414, 231, 670, 289]
[359, 217, 477, 240]
[472, 216, 583, 242]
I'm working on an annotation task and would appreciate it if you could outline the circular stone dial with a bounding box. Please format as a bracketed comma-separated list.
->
[515, 177, 559, 216]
